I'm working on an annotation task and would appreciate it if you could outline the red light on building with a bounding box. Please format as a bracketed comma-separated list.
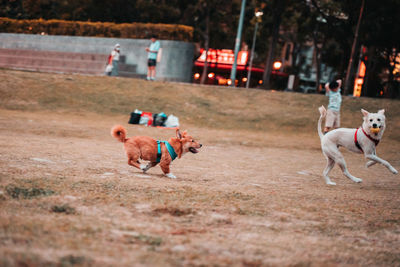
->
[193, 47, 288, 87]
[359, 62, 366, 77]
[353, 78, 364, 97]
[353, 61, 367, 97]
[197, 49, 248, 66]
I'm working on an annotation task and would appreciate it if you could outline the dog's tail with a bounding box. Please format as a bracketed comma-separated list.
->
[111, 125, 127, 142]
[318, 105, 327, 140]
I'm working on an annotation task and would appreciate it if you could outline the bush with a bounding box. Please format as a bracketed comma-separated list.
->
[0, 17, 193, 42]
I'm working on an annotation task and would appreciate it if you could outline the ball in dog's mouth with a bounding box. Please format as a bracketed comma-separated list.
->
[189, 147, 199, 153]
[370, 127, 380, 134]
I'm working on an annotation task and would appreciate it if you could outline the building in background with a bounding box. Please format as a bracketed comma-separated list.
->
[280, 42, 337, 93]
[193, 48, 288, 88]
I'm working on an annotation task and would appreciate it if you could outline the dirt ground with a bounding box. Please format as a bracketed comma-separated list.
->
[0, 108, 399, 266]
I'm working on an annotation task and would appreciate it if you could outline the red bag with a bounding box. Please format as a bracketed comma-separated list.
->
[107, 54, 113, 65]
[140, 112, 153, 126]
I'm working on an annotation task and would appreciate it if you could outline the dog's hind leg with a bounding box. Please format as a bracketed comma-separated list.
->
[142, 162, 158, 173]
[128, 158, 142, 170]
[334, 153, 363, 183]
[323, 157, 336, 185]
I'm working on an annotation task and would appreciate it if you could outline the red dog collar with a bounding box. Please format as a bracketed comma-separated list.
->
[354, 127, 380, 152]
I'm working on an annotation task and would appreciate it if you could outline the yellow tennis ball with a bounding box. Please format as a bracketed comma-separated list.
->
[370, 128, 380, 134]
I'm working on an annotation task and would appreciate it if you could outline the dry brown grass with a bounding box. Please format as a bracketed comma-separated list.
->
[0, 69, 399, 266]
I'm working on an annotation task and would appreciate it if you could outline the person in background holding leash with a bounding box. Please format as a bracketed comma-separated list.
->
[108, 43, 120, 76]
[323, 79, 342, 134]
[145, 35, 160, 81]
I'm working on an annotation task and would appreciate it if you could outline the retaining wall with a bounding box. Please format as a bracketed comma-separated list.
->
[0, 33, 195, 82]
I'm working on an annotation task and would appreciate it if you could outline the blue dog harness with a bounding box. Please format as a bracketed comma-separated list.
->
[156, 141, 177, 163]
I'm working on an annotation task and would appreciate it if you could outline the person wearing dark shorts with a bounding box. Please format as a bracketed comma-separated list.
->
[145, 35, 160, 81]
[148, 58, 156, 67]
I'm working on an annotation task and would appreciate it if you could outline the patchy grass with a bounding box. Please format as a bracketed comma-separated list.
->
[51, 204, 76, 214]
[59, 255, 93, 266]
[5, 184, 55, 199]
[152, 206, 196, 217]
[1, 69, 399, 140]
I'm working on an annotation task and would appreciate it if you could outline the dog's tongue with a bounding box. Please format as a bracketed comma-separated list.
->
[189, 147, 199, 153]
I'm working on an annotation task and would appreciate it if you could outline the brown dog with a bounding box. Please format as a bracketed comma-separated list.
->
[111, 125, 202, 178]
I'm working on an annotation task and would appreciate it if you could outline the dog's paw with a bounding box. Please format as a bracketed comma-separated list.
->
[166, 173, 177, 179]
[389, 166, 398, 175]
[326, 181, 336, 186]
[352, 177, 363, 183]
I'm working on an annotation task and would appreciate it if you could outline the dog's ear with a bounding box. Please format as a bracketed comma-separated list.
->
[176, 128, 182, 139]
[182, 130, 187, 137]
[378, 109, 385, 115]
[361, 109, 369, 118]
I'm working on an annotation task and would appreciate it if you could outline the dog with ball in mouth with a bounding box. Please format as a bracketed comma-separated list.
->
[317, 106, 398, 185]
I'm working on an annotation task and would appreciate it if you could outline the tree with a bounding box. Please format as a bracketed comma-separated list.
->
[180, 0, 242, 84]
[261, 0, 286, 89]
[309, 0, 400, 98]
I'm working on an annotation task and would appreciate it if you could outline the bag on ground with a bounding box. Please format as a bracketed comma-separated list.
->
[128, 110, 142, 124]
[139, 112, 153, 126]
[164, 114, 179, 127]
[105, 64, 113, 74]
[153, 112, 167, 126]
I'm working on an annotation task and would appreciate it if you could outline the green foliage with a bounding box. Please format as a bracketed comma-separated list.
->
[0, 17, 193, 41]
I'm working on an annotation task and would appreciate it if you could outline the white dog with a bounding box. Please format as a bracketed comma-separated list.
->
[317, 105, 398, 185]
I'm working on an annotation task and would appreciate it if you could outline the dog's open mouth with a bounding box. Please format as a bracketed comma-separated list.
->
[189, 147, 199, 154]
[370, 127, 380, 134]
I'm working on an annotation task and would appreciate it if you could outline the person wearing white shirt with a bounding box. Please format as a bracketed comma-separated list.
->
[110, 44, 120, 76]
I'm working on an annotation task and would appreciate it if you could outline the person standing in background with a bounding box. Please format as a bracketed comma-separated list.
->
[145, 35, 160, 81]
[110, 44, 120, 76]
[323, 79, 342, 134]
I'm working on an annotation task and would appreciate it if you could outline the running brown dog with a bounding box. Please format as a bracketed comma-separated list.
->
[111, 125, 202, 178]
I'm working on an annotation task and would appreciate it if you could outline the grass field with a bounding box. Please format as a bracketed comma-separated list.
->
[0, 69, 399, 266]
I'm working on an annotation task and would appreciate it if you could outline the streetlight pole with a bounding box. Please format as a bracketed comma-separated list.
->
[246, 11, 263, 89]
[230, 0, 247, 87]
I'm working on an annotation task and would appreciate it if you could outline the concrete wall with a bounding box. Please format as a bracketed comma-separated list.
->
[0, 33, 195, 82]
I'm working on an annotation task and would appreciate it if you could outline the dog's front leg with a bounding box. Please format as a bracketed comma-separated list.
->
[160, 162, 176, 179]
[366, 160, 377, 168]
[365, 150, 378, 168]
[365, 154, 398, 174]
